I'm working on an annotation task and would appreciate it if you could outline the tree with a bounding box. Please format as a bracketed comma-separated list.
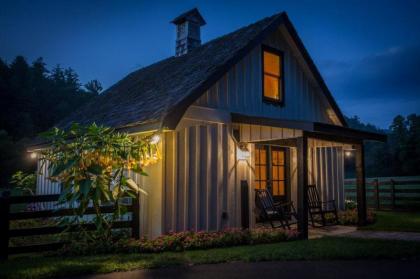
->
[84, 79, 102, 95]
[404, 114, 420, 175]
[0, 56, 99, 185]
[40, 123, 157, 240]
[389, 115, 408, 176]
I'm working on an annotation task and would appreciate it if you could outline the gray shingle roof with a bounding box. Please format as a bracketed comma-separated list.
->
[57, 11, 347, 131]
[57, 12, 285, 130]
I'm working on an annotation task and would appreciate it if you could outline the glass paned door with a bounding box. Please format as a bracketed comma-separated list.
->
[255, 145, 288, 202]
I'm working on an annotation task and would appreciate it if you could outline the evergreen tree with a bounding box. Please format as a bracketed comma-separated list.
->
[84, 79, 102, 95]
[405, 114, 420, 175]
[0, 56, 98, 185]
[389, 115, 408, 176]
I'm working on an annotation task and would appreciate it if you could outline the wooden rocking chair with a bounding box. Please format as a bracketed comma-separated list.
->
[307, 184, 338, 227]
[255, 189, 298, 229]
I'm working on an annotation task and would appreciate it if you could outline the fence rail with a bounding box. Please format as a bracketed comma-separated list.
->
[0, 191, 140, 260]
[344, 177, 420, 210]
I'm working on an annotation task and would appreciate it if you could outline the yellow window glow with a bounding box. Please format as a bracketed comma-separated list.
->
[263, 51, 280, 76]
[263, 49, 282, 101]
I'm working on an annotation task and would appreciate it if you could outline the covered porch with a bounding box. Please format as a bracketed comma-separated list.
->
[232, 113, 387, 239]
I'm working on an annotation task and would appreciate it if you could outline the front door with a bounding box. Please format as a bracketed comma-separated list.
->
[254, 144, 288, 203]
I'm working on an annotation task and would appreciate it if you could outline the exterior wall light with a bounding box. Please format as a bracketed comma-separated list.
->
[150, 134, 161, 145]
[344, 149, 355, 157]
[30, 152, 37, 159]
[237, 143, 250, 161]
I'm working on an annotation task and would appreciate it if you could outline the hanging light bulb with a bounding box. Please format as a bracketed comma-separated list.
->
[150, 134, 161, 145]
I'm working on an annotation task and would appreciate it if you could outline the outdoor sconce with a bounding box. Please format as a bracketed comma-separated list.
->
[344, 148, 355, 157]
[29, 152, 37, 160]
[237, 143, 250, 161]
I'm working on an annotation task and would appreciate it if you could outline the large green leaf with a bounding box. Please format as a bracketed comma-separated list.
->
[87, 164, 103, 175]
[51, 159, 76, 177]
[79, 179, 92, 198]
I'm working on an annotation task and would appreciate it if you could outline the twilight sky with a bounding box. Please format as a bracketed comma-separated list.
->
[1, 0, 419, 128]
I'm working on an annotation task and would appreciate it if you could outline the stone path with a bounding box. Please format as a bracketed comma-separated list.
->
[342, 230, 420, 241]
[309, 225, 357, 239]
[308, 225, 420, 241]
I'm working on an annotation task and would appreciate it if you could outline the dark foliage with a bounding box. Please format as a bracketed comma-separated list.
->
[0, 56, 101, 186]
[345, 114, 420, 177]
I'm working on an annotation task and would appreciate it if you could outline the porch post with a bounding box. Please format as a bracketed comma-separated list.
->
[355, 142, 367, 226]
[297, 135, 308, 239]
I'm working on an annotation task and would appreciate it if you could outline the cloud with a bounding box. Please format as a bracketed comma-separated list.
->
[319, 45, 420, 127]
[322, 45, 420, 101]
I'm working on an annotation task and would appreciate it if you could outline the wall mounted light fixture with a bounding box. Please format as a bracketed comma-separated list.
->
[237, 143, 250, 160]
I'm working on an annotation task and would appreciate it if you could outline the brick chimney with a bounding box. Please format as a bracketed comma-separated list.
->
[171, 8, 206, 57]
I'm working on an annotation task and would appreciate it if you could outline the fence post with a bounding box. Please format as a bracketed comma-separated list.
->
[0, 191, 11, 260]
[374, 179, 380, 210]
[390, 179, 396, 210]
[132, 191, 140, 240]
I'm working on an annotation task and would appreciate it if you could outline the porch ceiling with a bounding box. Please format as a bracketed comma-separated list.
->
[231, 113, 387, 143]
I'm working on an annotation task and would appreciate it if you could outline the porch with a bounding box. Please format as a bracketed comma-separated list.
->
[232, 113, 387, 238]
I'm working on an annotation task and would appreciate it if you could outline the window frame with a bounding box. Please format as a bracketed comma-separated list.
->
[261, 45, 285, 106]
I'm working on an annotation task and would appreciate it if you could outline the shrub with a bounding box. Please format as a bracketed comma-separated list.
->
[338, 209, 376, 225]
[56, 227, 298, 256]
[40, 124, 158, 240]
[344, 199, 357, 210]
[10, 171, 36, 196]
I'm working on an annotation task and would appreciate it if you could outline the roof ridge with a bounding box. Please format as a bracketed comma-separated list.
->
[104, 11, 285, 96]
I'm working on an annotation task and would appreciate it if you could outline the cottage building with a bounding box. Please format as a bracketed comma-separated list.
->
[31, 9, 386, 239]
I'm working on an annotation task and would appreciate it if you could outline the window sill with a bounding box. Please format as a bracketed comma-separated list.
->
[263, 97, 284, 107]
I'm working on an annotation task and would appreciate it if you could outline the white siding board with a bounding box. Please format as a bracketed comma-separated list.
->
[194, 28, 341, 126]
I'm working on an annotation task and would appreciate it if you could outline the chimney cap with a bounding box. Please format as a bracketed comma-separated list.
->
[171, 8, 206, 26]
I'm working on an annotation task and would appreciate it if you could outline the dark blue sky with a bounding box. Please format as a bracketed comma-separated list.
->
[1, 0, 420, 128]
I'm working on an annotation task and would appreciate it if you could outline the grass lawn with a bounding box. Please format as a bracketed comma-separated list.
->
[1, 237, 420, 279]
[361, 211, 420, 232]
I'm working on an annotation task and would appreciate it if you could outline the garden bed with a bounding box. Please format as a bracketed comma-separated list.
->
[57, 228, 299, 256]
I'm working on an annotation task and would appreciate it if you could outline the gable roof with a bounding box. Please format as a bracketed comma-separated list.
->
[58, 12, 347, 132]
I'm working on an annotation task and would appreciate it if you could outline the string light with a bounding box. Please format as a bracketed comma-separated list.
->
[150, 134, 161, 145]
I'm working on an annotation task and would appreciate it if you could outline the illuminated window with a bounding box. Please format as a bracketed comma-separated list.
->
[262, 46, 284, 104]
[254, 145, 287, 202]
[254, 145, 267, 190]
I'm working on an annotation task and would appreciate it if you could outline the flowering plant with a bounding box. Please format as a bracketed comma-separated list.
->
[127, 227, 299, 253]
[57, 227, 299, 256]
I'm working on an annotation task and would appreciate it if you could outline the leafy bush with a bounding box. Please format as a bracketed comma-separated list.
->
[40, 123, 158, 240]
[56, 228, 299, 256]
[344, 199, 357, 210]
[338, 209, 376, 225]
[10, 171, 36, 195]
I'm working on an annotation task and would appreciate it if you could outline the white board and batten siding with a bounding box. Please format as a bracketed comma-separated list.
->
[162, 124, 246, 232]
[308, 146, 345, 210]
[195, 27, 342, 126]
